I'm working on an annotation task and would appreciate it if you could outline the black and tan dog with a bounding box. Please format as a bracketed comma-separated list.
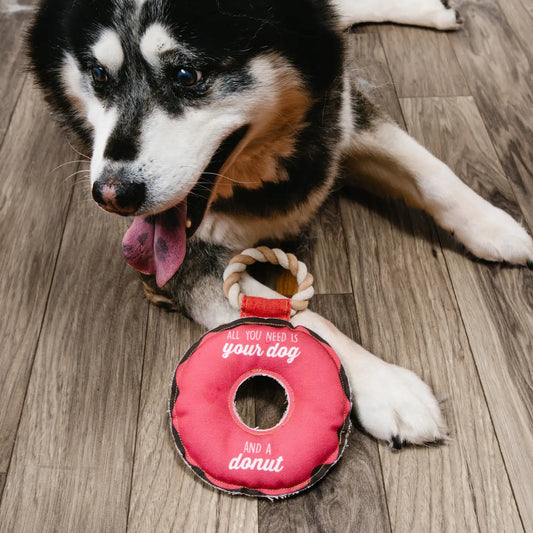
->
[29, 0, 533, 448]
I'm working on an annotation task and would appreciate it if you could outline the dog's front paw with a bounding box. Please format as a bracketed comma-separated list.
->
[351, 360, 447, 448]
[448, 203, 533, 266]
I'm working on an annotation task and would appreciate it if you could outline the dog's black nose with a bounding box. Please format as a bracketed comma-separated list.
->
[92, 179, 146, 215]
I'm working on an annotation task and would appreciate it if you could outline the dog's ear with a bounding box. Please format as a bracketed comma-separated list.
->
[158, 0, 343, 93]
[28, 3, 93, 146]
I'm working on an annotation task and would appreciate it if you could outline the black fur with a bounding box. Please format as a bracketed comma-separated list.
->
[141, 239, 232, 319]
[28, 0, 352, 311]
[211, 79, 344, 218]
[29, 0, 343, 143]
[351, 88, 379, 130]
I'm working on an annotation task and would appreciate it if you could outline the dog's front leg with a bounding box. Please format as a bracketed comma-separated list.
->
[147, 252, 446, 447]
[239, 274, 447, 448]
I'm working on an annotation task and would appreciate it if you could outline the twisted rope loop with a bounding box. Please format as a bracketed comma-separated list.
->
[223, 247, 314, 317]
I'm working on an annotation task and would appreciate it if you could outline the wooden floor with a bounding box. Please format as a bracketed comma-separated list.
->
[1, 1, 532, 531]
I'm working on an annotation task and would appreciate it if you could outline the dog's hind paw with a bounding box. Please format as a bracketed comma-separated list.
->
[434, 6, 464, 30]
[351, 360, 447, 447]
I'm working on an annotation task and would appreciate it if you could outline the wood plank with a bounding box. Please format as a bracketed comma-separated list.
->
[259, 294, 391, 533]
[0, 176, 149, 531]
[0, 80, 76, 474]
[127, 307, 258, 533]
[303, 198, 352, 294]
[346, 32, 405, 126]
[477, 0, 533, 65]
[0, 4, 37, 146]
[378, 25, 469, 97]
[401, 95, 533, 532]
[303, 31, 409, 296]
[339, 28, 520, 531]
[448, 0, 533, 231]
[339, 180, 523, 531]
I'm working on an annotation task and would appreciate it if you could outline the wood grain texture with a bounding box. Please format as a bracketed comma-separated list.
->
[346, 31, 405, 126]
[0, 80, 76, 473]
[0, 178, 149, 532]
[473, 0, 533, 66]
[302, 31, 408, 296]
[449, 0, 533, 231]
[0, 5, 36, 146]
[339, 190, 522, 532]
[302, 198, 353, 294]
[127, 307, 257, 533]
[401, 95, 532, 532]
[339, 41, 519, 532]
[0, 473, 5, 502]
[1, 2, 532, 532]
[378, 25, 470, 98]
[259, 295, 391, 533]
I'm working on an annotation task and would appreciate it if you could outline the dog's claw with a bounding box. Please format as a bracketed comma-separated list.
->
[391, 435, 403, 451]
[527, 260, 533, 270]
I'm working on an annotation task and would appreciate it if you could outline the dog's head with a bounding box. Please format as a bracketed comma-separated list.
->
[30, 0, 341, 214]
[29, 0, 342, 285]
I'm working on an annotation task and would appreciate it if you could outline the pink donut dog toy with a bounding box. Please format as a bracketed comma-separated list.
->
[170, 248, 351, 498]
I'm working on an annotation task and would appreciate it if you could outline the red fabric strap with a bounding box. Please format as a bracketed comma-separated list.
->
[240, 296, 291, 321]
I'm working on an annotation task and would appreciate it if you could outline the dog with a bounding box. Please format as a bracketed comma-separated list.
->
[29, 0, 533, 449]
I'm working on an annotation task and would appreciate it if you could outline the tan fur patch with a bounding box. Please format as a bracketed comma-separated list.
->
[342, 146, 424, 210]
[212, 60, 313, 200]
[142, 280, 179, 311]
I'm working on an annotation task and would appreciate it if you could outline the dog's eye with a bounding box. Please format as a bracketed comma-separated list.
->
[91, 66, 109, 84]
[175, 67, 202, 87]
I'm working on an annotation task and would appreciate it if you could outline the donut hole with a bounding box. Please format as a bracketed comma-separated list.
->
[234, 375, 289, 430]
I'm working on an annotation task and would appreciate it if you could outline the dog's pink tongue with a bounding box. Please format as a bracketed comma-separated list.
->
[122, 203, 187, 288]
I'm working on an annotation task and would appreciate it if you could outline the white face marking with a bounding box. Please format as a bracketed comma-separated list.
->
[89, 106, 118, 181]
[135, 103, 249, 211]
[61, 51, 304, 219]
[140, 23, 178, 66]
[61, 53, 118, 182]
[126, 55, 289, 212]
[61, 53, 85, 106]
[91, 29, 124, 73]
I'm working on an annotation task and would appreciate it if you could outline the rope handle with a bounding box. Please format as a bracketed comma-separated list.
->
[223, 247, 314, 317]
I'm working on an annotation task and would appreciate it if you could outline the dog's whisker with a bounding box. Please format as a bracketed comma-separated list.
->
[66, 139, 91, 160]
[49, 160, 90, 174]
[62, 169, 91, 183]
[174, 164, 255, 186]
[200, 171, 252, 185]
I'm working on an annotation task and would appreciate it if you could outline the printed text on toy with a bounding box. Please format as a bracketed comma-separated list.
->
[228, 441, 284, 472]
[222, 329, 301, 363]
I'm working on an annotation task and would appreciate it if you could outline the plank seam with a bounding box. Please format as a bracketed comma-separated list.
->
[432, 226, 527, 533]
[124, 302, 152, 533]
[0, 71, 29, 151]
[446, 33, 533, 237]
[336, 208, 394, 532]
[0, 162, 77, 508]
[375, 30, 409, 129]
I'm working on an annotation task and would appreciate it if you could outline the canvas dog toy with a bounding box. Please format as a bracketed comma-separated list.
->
[170, 247, 352, 498]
